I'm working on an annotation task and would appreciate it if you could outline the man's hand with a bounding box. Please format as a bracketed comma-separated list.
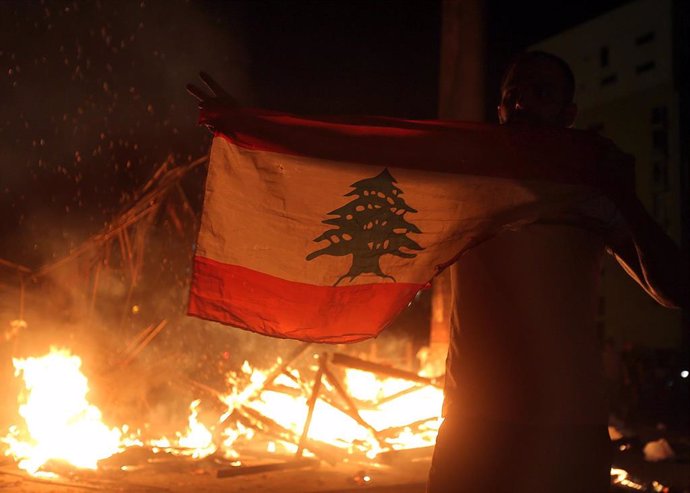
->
[186, 72, 238, 130]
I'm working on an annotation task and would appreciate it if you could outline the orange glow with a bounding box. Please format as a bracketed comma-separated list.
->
[4, 348, 445, 477]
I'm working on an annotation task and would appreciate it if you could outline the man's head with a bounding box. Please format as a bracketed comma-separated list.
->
[498, 51, 577, 128]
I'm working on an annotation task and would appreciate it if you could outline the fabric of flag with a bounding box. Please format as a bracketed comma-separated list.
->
[188, 108, 620, 343]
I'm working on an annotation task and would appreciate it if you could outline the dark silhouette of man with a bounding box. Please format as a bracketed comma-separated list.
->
[427, 51, 687, 493]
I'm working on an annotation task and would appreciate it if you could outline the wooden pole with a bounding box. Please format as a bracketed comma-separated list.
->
[321, 362, 383, 444]
[431, 0, 488, 373]
[216, 342, 312, 428]
[87, 255, 103, 324]
[296, 355, 325, 458]
[119, 319, 167, 367]
[18, 273, 25, 321]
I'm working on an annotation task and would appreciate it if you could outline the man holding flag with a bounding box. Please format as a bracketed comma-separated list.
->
[186, 51, 686, 492]
[427, 51, 686, 493]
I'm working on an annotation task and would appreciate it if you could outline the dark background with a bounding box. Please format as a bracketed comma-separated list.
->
[0, 0, 634, 268]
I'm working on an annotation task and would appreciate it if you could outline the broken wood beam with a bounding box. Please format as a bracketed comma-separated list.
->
[321, 362, 383, 445]
[375, 445, 434, 465]
[264, 382, 304, 398]
[262, 342, 312, 391]
[237, 406, 300, 444]
[377, 417, 440, 439]
[331, 353, 442, 387]
[375, 384, 424, 406]
[296, 355, 325, 458]
[119, 320, 167, 367]
[0, 258, 32, 273]
[217, 342, 312, 428]
[217, 458, 318, 478]
[235, 406, 344, 464]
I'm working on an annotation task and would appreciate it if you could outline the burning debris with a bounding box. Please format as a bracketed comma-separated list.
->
[0, 153, 441, 490]
[1, 342, 444, 487]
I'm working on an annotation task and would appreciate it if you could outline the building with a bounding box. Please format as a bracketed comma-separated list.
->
[531, 0, 689, 348]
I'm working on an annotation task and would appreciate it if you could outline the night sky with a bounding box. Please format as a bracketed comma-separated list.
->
[0, 0, 634, 268]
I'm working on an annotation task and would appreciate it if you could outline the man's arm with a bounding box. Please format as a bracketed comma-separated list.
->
[599, 141, 688, 309]
[607, 194, 689, 310]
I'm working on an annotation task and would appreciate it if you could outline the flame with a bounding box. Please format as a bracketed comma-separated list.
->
[3, 349, 222, 475]
[173, 400, 216, 459]
[218, 361, 444, 457]
[610, 467, 646, 491]
[2, 348, 122, 475]
[148, 400, 216, 459]
[4, 348, 445, 478]
[7, 346, 679, 493]
[346, 369, 443, 451]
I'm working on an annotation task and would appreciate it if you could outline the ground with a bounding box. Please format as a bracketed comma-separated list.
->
[2, 439, 689, 493]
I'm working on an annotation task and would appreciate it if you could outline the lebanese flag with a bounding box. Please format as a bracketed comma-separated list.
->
[188, 108, 619, 343]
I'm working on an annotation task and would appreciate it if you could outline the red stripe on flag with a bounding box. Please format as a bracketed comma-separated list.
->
[188, 256, 425, 343]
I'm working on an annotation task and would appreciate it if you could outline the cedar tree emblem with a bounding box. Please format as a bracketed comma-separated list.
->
[306, 168, 423, 286]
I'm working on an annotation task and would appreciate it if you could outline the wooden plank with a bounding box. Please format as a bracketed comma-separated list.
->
[217, 458, 318, 478]
[331, 353, 442, 388]
[321, 362, 383, 444]
[296, 357, 325, 458]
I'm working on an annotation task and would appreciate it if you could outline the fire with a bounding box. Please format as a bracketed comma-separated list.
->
[346, 369, 443, 429]
[3, 347, 446, 479]
[1, 346, 675, 491]
[2, 348, 122, 475]
[2, 348, 221, 476]
[221, 361, 444, 457]
[171, 400, 216, 459]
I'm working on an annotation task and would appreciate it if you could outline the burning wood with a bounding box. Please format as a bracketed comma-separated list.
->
[116, 319, 168, 368]
[296, 354, 326, 458]
[331, 352, 443, 388]
[320, 358, 384, 445]
[2, 342, 445, 485]
[234, 405, 347, 465]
